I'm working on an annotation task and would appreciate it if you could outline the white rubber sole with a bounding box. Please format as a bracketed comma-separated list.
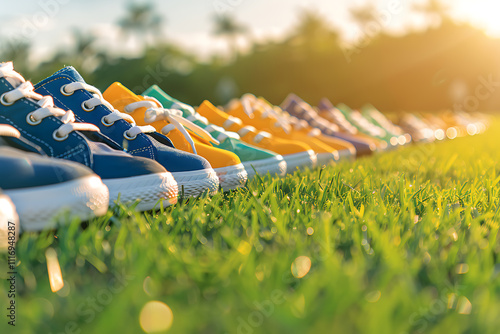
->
[283, 150, 317, 174]
[243, 155, 287, 179]
[104, 172, 177, 211]
[171, 168, 219, 198]
[5, 175, 109, 231]
[214, 163, 248, 191]
[0, 194, 19, 249]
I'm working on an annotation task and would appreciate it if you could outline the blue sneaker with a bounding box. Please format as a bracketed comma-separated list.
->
[0, 123, 109, 231]
[0, 62, 177, 211]
[34, 67, 219, 197]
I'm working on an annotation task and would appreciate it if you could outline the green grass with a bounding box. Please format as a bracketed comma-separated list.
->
[2, 121, 500, 334]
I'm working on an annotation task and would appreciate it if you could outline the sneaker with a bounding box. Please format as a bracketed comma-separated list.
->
[418, 112, 448, 140]
[361, 104, 411, 145]
[282, 94, 377, 157]
[398, 113, 436, 143]
[100, 82, 247, 191]
[33, 66, 217, 197]
[0, 124, 108, 231]
[135, 85, 286, 178]
[335, 103, 398, 148]
[227, 94, 341, 167]
[0, 62, 177, 211]
[0, 188, 18, 250]
[251, 96, 357, 162]
[195, 99, 317, 173]
[314, 98, 387, 152]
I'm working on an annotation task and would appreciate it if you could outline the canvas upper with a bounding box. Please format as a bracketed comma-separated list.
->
[0, 62, 166, 180]
[141, 85, 278, 163]
[0, 124, 98, 190]
[101, 82, 242, 169]
[33, 67, 211, 173]
[282, 95, 378, 156]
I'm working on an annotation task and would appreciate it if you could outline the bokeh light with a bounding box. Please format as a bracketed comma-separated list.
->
[291, 256, 312, 279]
[139, 301, 174, 333]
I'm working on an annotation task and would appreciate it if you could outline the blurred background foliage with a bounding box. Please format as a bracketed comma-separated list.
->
[1, 0, 500, 111]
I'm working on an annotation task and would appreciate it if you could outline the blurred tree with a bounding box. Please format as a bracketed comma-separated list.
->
[350, 3, 378, 28]
[17, 5, 500, 112]
[0, 39, 31, 75]
[413, 0, 450, 26]
[118, 2, 163, 47]
[71, 29, 99, 72]
[212, 14, 248, 60]
[287, 9, 339, 52]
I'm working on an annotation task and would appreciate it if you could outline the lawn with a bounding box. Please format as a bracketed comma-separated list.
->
[2, 120, 500, 334]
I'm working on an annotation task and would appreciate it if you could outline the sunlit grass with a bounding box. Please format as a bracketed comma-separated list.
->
[2, 120, 500, 333]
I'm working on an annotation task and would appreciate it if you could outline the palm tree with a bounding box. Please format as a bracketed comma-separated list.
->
[413, 0, 450, 26]
[212, 14, 247, 60]
[118, 2, 163, 47]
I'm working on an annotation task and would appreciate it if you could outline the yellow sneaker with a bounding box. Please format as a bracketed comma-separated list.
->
[256, 97, 357, 161]
[103, 82, 247, 191]
[227, 94, 340, 166]
[196, 101, 317, 173]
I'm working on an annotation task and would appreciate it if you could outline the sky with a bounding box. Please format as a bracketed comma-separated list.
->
[1, 0, 500, 62]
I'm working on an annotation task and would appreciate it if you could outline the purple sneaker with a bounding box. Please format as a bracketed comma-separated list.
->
[281, 94, 375, 157]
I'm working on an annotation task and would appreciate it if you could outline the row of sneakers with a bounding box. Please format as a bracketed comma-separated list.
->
[0, 61, 487, 234]
[398, 110, 489, 143]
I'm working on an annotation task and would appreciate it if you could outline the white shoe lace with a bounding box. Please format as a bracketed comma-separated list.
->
[124, 97, 221, 155]
[253, 98, 327, 138]
[240, 94, 293, 134]
[61, 82, 156, 140]
[0, 124, 21, 138]
[323, 108, 358, 134]
[168, 101, 241, 142]
[222, 101, 274, 144]
[0, 62, 99, 141]
[350, 111, 386, 137]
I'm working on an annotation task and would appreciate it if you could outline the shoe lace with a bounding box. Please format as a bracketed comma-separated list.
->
[220, 104, 272, 144]
[62, 82, 156, 140]
[322, 107, 358, 134]
[0, 62, 99, 141]
[254, 98, 327, 138]
[168, 101, 241, 143]
[125, 97, 221, 155]
[350, 111, 386, 137]
[0, 124, 21, 138]
[240, 94, 293, 134]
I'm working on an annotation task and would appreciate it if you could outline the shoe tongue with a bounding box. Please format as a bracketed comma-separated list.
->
[0, 124, 20, 138]
[52, 66, 86, 83]
[103, 82, 140, 106]
[142, 85, 195, 117]
[318, 98, 334, 110]
[0, 62, 24, 88]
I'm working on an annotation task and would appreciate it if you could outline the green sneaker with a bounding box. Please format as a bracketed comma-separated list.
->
[361, 104, 410, 146]
[142, 86, 287, 178]
[336, 103, 397, 148]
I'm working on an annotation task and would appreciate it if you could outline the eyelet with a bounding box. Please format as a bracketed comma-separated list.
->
[123, 131, 137, 141]
[82, 101, 95, 112]
[53, 130, 68, 141]
[0, 93, 14, 106]
[60, 85, 73, 96]
[101, 116, 114, 127]
[26, 112, 41, 125]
